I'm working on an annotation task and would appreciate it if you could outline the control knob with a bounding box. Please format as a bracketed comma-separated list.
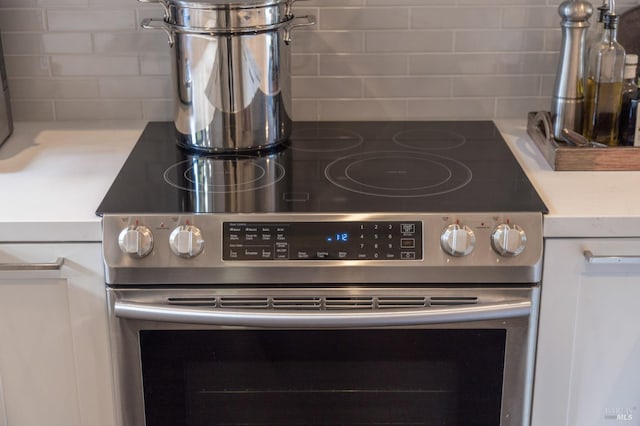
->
[118, 225, 154, 258]
[440, 224, 476, 257]
[491, 224, 527, 257]
[170, 225, 204, 258]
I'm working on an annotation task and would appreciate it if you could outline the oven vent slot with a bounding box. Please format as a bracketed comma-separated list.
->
[272, 297, 322, 310]
[429, 296, 478, 306]
[325, 297, 374, 310]
[167, 297, 217, 307]
[219, 297, 269, 309]
[377, 297, 427, 309]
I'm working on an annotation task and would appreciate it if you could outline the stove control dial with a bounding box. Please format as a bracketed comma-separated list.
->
[118, 225, 154, 258]
[170, 225, 204, 258]
[440, 224, 476, 257]
[491, 224, 527, 257]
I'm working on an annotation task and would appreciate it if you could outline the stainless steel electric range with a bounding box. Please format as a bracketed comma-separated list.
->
[97, 121, 548, 426]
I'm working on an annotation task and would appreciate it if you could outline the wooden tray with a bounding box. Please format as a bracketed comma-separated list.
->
[526, 111, 640, 171]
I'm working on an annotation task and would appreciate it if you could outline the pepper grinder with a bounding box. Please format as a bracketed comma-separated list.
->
[551, 0, 593, 140]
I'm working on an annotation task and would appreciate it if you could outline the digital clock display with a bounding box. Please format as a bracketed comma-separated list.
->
[327, 233, 349, 243]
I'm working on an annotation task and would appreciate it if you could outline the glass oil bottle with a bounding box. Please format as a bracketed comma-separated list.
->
[583, 11, 626, 146]
[618, 54, 639, 146]
[586, 0, 609, 56]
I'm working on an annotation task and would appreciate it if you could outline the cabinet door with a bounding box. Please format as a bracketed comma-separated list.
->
[532, 238, 640, 426]
[0, 243, 115, 426]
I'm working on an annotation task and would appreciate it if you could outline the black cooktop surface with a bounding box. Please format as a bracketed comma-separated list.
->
[96, 121, 547, 215]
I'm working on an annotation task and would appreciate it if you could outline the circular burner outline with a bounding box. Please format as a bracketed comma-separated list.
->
[163, 156, 286, 194]
[344, 155, 453, 191]
[325, 150, 473, 198]
[393, 129, 467, 151]
[290, 127, 365, 153]
[182, 160, 267, 189]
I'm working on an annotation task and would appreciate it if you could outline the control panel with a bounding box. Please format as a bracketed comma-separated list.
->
[102, 213, 544, 285]
[223, 221, 423, 261]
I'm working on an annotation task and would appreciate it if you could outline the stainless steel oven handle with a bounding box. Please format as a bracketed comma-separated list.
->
[114, 300, 531, 328]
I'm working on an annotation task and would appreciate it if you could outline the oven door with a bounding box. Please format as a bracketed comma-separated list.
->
[108, 286, 539, 426]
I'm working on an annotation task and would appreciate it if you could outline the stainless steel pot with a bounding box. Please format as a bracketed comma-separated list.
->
[141, 1, 313, 153]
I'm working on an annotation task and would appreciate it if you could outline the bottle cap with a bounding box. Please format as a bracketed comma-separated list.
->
[604, 12, 619, 29]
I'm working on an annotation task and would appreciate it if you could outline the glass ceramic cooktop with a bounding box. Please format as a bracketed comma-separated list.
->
[96, 121, 548, 215]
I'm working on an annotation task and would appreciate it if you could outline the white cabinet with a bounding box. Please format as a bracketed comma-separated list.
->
[532, 238, 640, 426]
[0, 243, 115, 426]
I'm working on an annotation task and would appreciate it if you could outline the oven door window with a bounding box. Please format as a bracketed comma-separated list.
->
[140, 329, 506, 426]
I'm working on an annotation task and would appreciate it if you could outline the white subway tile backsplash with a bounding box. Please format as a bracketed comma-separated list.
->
[407, 98, 495, 119]
[545, 29, 562, 51]
[42, 33, 93, 53]
[1, 0, 581, 121]
[93, 32, 167, 54]
[11, 100, 55, 121]
[139, 53, 171, 75]
[55, 100, 143, 120]
[410, 53, 557, 75]
[291, 100, 319, 121]
[363, 76, 451, 97]
[455, 30, 545, 52]
[47, 10, 136, 31]
[0, 9, 45, 31]
[99, 76, 171, 98]
[411, 7, 502, 30]
[89, 0, 137, 6]
[458, 0, 547, 4]
[302, 0, 364, 6]
[1, 1, 39, 6]
[136, 6, 166, 21]
[51, 55, 139, 76]
[496, 97, 551, 118]
[2, 33, 92, 54]
[320, 54, 408, 76]
[452, 76, 541, 97]
[2, 33, 43, 54]
[291, 54, 318, 76]
[142, 99, 173, 120]
[365, 31, 453, 53]
[319, 8, 409, 30]
[5, 55, 51, 77]
[318, 99, 407, 120]
[9, 78, 98, 98]
[367, 0, 450, 5]
[291, 31, 364, 54]
[293, 77, 362, 98]
[541, 75, 556, 97]
[35, 0, 89, 7]
[502, 6, 560, 29]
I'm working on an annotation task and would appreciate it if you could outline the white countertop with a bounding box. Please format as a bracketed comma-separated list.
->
[495, 120, 640, 238]
[0, 121, 145, 242]
[1, 119, 639, 242]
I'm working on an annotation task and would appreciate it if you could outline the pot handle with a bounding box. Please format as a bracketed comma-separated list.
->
[283, 15, 315, 45]
[141, 18, 175, 47]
